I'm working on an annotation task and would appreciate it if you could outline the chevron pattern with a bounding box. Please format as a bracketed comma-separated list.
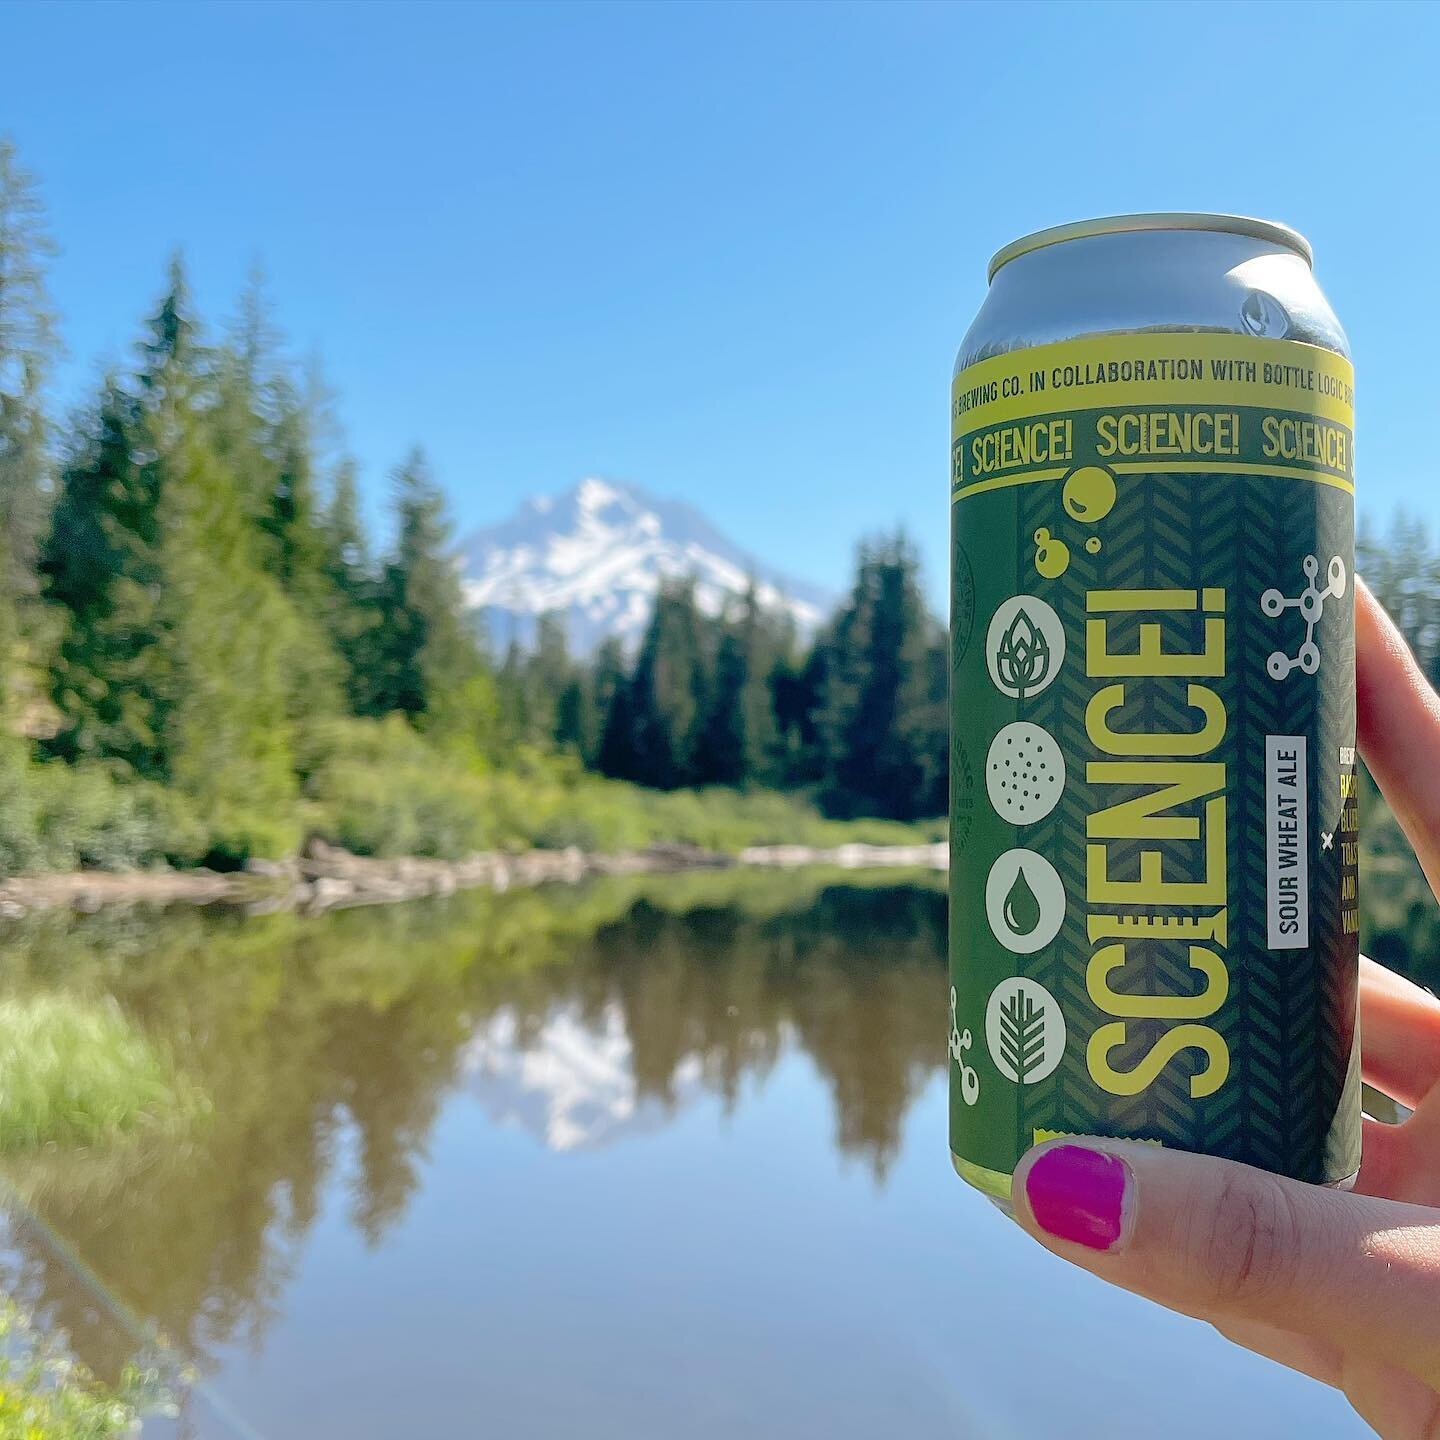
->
[954, 468, 1359, 1183]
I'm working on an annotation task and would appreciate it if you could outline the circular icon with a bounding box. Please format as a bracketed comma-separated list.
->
[984, 848, 1065, 954]
[1062, 465, 1117, 524]
[985, 977, 1066, 1085]
[987, 722, 1065, 824]
[986, 595, 1065, 700]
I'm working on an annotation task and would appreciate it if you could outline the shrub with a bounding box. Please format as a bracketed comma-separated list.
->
[305, 716, 497, 857]
[30, 764, 208, 871]
[0, 751, 211, 878]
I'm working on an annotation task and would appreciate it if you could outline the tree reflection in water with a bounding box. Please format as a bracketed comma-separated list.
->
[0, 870, 946, 1384]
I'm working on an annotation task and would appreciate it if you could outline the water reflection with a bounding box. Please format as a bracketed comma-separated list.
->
[0, 867, 1411, 1438]
[0, 871, 945, 1388]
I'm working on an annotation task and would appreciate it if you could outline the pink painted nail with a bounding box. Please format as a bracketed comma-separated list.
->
[1024, 1144, 1130, 1251]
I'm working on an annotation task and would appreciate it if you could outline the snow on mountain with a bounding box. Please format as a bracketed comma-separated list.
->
[460, 478, 833, 653]
[459, 1002, 706, 1152]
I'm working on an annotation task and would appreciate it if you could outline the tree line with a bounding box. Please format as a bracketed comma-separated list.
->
[499, 539, 948, 820]
[8, 132, 1440, 870]
[0, 139, 947, 871]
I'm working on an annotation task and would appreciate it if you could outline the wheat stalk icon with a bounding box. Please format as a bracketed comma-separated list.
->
[998, 985, 1046, 1084]
[995, 607, 1050, 699]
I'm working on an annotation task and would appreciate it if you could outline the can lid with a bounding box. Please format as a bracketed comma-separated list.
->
[988, 212, 1313, 282]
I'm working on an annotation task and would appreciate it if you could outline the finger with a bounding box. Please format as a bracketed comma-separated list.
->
[1209, 1317, 1341, 1388]
[1011, 1138, 1440, 1388]
[1354, 1113, 1412, 1201]
[1360, 955, 1440, 1110]
[1210, 1317, 1440, 1438]
[1340, 1357, 1440, 1440]
[1356, 578, 1440, 892]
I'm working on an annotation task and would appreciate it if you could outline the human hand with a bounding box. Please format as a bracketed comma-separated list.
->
[1009, 578, 1440, 1439]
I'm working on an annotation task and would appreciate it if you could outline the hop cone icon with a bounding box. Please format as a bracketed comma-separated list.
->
[996, 607, 1050, 699]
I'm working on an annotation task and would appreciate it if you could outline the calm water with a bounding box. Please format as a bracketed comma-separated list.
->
[0, 871, 1369, 1438]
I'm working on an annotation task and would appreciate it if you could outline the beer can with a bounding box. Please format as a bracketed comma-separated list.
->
[949, 214, 1360, 1201]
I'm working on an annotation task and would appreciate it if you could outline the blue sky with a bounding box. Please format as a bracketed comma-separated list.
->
[5, 0, 1439, 600]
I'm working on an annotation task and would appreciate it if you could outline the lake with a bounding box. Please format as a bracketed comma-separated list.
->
[0, 870, 1373, 1438]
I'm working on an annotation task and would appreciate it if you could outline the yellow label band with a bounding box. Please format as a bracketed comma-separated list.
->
[952, 335, 1355, 501]
[953, 334, 1354, 435]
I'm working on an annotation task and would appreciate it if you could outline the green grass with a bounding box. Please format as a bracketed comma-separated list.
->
[0, 995, 208, 1154]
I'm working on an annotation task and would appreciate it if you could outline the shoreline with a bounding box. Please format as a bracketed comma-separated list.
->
[0, 838, 948, 920]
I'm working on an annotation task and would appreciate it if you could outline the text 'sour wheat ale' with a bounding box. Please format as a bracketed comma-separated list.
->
[949, 215, 1361, 1200]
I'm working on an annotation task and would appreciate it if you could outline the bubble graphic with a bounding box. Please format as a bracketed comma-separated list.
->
[987, 721, 1065, 824]
[1085, 536, 1101, 554]
[1063, 466, 1117, 523]
[1032, 527, 1070, 579]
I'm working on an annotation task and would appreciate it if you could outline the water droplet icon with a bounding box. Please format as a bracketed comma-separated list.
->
[985, 848, 1066, 954]
[1002, 866, 1041, 935]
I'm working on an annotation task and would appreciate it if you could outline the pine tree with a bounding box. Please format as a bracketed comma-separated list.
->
[817, 533, 941, 820]
[45, 379, 171, 774]
[694, 620, 748, 785]
[146, 262, 300, 853]
[628, 578, 708, 789]
[553, 676, 587, 755]
[528, 611, 572, 746]
[593, 637, 634, 776]
[496, 638, 529, 744]
[0, 137, 60, 722]
[772, 636, 829, 786]
[735, 582, 782, 783]
[378, 449, 497, 745]
[47, 263, 300, 855]
[319, 458, 384, 715]
[212, 279, 343, 742]
[261, 378, 330, 606]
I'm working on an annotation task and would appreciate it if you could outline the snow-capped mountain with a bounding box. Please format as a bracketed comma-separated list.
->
[460, 478, 833, 653]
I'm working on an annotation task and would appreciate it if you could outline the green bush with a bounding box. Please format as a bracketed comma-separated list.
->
[194, 803, 302, 871]
[0, 738, 42, 876]
[0, 747, 211, 878]
[304, 716, 497, 857]
[304, 722, 941, 859]
[30, 763, 208, 871]
[3, 713, 943, 875]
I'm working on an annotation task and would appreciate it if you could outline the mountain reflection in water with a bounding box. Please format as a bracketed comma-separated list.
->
[0, 870, 1369, 1439]
[0, 875, 941, 1382]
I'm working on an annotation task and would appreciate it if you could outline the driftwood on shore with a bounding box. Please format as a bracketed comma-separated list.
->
[0, 838, 948, 920]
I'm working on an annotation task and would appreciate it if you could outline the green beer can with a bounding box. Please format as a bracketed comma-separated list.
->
[949, 215, 1361, 1201]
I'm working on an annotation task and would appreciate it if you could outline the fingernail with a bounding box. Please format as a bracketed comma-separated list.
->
[1024, 1144, 1130, 1251]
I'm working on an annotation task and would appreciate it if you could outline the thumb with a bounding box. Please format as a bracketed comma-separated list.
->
[1011, 1138, 1440, 1386]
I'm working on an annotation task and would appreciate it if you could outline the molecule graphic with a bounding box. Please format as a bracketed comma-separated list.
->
[1260, 554, 1347, 680]
[950, 986, 980, 1105]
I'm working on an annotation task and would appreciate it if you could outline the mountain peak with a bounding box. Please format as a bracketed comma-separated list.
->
[460, 479, 832, 653]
